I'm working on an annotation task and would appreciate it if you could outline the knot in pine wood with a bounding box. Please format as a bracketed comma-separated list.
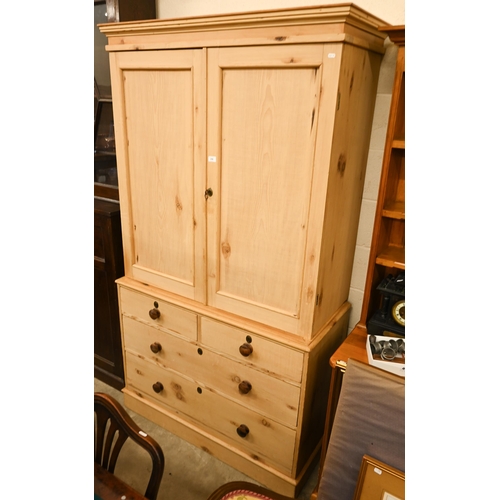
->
[337, 153, 346, 176]
[221, 241, 231, 258]
[175, 196, 183, 212]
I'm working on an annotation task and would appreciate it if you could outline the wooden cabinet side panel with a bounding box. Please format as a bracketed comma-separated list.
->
[295, 43, 343, 339]
[294, 304, 349, 475]
[313, 44, 383, 334]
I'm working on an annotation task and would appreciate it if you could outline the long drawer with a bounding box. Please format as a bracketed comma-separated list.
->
[119, 286, 197, 340]
[125, 352, 296, 474]
[122, 316, 300, 427]
[200, 317, 304, 383]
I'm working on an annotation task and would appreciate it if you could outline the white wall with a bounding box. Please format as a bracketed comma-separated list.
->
[156, 0, 405, 333]
[156, 0, 404, 25]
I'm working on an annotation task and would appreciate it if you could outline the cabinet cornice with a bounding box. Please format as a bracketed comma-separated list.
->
[99, 4, 388, 53]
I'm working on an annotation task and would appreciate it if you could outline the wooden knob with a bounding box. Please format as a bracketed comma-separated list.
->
[236, 424, 250, 438]
[149, 308, 161, 320]
[150, 342, 162, 354]
[239, 343, 253, 357]
[152, 382, 164, 393]
[238, 381, 252, 394]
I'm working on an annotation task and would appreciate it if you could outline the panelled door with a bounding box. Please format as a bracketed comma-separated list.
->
[109, 49, 206, 302]
[206, 44, 341, 335]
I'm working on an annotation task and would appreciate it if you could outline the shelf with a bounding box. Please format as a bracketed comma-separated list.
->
[375, 246, 405, 270]
[358, 25, 405, 332]
[382, 201, 405, 220]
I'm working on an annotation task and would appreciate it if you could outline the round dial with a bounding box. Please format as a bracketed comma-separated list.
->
[392, 300, 405, 326]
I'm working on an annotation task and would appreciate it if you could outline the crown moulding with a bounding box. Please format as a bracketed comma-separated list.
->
[99, 3, 390, 53]
[379, 25, 405, 46]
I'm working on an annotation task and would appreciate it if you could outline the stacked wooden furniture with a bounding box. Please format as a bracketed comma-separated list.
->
[99, 5, 387, 496]
[94, 0, 157, 389]
[360, 25, 405, 330]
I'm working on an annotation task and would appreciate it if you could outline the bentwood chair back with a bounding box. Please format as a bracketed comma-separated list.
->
[94, 392, 165, 500]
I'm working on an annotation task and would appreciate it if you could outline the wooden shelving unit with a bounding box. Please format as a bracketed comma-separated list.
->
[313, 27, 406, 499]
[359, 25, 405, 333]
[313, 29, 406, 498]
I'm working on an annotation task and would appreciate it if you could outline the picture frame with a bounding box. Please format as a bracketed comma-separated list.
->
[353, 455, 405, 500]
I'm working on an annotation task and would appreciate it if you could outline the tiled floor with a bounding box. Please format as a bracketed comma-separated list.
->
[94, 378, 319, 500]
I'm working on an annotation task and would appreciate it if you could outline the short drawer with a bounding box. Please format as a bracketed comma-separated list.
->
[200, 317, 304, 383]
[125, 353, 296, 474]
[122, 315, 195, 363]
[123, 316, 300, 427]
[119, 286, 197, 341]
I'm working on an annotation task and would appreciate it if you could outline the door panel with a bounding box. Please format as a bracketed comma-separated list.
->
[206, 45, 327, 332]
[110, 50, 206, 302]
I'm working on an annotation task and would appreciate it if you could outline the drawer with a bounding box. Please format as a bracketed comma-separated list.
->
[200, 317, 304, 383]
[119, 286, 197, 341]
[122, 316, 300, 427]
[122, 315, 196, 363]
[125, 353, 296, 474]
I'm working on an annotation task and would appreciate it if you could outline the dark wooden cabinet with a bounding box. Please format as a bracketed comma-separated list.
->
[94, 0, 156, 387]
[96, 0, 156, 23]
[94, 198, 125, 389]
[94, 0, 156, 202]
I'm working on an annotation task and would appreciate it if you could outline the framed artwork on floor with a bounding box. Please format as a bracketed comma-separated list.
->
[353, 455, 405, 500]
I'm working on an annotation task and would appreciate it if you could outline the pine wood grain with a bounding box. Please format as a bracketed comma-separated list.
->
[122, 316, 301, 427]
[102, 6, 388, 495]
[110, 50, 206, 302]
[120, 286, 198, 341]
[125, 353, 296, 474]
